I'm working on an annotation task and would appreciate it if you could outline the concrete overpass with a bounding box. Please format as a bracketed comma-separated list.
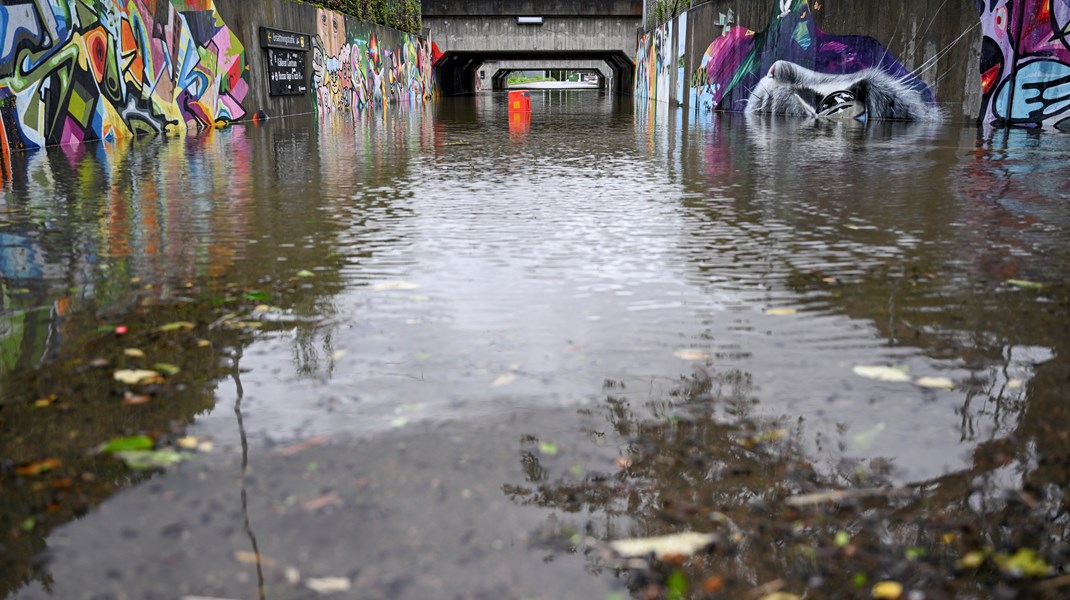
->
[424, 0, 642, 95]
[479, 60, 610, 90]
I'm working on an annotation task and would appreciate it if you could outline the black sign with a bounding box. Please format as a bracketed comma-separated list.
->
[260, 27, 309, 51]
[267, 49, 307, 96]
[260, 27, 310, 97]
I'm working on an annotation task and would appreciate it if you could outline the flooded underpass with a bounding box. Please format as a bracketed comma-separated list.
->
[2, 90, 1070, 599]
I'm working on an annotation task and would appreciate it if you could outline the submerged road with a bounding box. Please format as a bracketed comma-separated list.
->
[3, 91, 1070, 599]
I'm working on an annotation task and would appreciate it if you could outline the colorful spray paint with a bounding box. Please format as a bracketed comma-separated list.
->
[0, 0, 248, 151]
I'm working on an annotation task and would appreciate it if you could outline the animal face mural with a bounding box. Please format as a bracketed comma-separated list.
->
[977, 0, 1070, 130]
[688, 0, 940, 122]
[312, 7, 434, 116]
[0, 0, 248, 151]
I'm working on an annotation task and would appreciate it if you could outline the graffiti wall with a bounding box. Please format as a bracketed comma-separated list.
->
[641, 0, 1069, 129]
[634, 21, 671, 102]
[688, 0, 940, 122]
[0, 0, 248, 151]
[977, 0, 1070, 130]
[311, 7, 434, 116]
[0, 0, 436, 152]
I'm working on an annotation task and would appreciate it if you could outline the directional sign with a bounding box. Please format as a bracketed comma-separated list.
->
[260, 27, 310, 96]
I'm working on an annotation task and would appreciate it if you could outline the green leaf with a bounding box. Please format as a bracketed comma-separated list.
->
[538, 441, 559, 456]
[665, 570, 688, 600]
[296, 269, 315, 278]
[156, 321, 195, 333]
[100, 435, 154, 453]
[243, 291, 272, 302]
[1007, 279, 1044, 290]
[152, 363, 181, 376]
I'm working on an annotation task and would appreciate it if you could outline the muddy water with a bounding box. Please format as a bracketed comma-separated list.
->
[2, 91, 1069, 599]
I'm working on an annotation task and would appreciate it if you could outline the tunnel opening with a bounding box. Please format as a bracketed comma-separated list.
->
[434, 51, 635, 96]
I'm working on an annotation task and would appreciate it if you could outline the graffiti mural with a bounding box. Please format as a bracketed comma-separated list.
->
[0, 0, 248, 151]
[635, 20, 672, 101]
[311, 7, 434, 116]
[977, 0, 1070, 130]
[688, 0, 940, 122]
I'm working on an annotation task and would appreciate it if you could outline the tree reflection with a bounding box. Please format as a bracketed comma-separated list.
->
[506, 358, 1070, 598]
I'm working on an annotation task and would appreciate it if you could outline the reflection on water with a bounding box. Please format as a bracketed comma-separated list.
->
[1, 91, 1069, 597]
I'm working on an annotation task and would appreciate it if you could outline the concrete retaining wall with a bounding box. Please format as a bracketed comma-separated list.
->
[0, 0, 434, 152]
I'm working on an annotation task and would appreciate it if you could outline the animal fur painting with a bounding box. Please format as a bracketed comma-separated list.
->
[690, 0, 941, 122]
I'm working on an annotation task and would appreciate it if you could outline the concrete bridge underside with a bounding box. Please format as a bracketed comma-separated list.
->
[480, 60, 610, 90]
[424, 0, 642, 95]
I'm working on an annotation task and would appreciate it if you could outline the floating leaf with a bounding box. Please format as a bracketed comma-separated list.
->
[674, 349, 711, 361]
[957, 551, 986, 569]
[835, 530, 851, 548]
[539, 442, 559, 456]
[122, 392, 151, 406]
[996, 547, 1051, 578]
[306, 577, 351, 593]
[608, 531, 717, 559]
[766, 308, 798, 316]
[15, 458, 61, 476]
[296, 269, 315, 278]
[113, 449, 187, 470]
[371, 281, 420, 292]
[853, 365, 911, 383]
[243, 291, 272, 302]
[33, 395, 57, 408]
[853, 423, 886, 450]
[1006, 279, 1044, 290]
[123, 348, 145, 358]
[492, 373, 517, 387]
[20, 518, 36, 532]
[157, 321, 195, 333]
[871, 581, 904, 599]
[758, 595, 801, 600]
[176, 437, 200, 450]
[666, 570, 689, 600]
[113, 369, 163, 385]
[99, 435, 154, 453]
[916, 376, 954, 390]
[152, 363, 181, 376]
[234, 550, 278, 568]
[391, 416, 409, 428]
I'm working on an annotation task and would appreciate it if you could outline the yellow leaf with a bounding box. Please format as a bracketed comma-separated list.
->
[492, 374, 517, 387]
[916, 376, 954, 390]
[608, 532, 717, 559]
[371, 281, 420, 292]
[871, 581, 903, 599]
[674, 349, 711, 361]
[958, 551, 986, 569]
[766, 308, 798, 316]
[113, 369, 163, 385]
[853, 365, 911, 383]
[123, 348, 146, 358]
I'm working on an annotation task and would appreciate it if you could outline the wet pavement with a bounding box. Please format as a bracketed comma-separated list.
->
[2, 91, 1070, 599]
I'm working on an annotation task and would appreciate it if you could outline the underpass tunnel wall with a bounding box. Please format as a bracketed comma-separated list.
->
[0, 0, 436, 152]
[634, 0, 1069, 130]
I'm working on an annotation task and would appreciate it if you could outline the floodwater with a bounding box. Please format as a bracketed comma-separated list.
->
[2, 90, 1069, 599]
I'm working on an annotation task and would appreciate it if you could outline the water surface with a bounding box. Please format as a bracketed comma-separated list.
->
[2, 90, 1069, 599]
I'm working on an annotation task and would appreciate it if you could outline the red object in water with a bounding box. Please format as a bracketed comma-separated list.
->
[115, 325, 128, 335]
[508, 90, 531, 113]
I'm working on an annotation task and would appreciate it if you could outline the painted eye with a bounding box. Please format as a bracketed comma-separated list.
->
[995, 6, 1008, 32]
